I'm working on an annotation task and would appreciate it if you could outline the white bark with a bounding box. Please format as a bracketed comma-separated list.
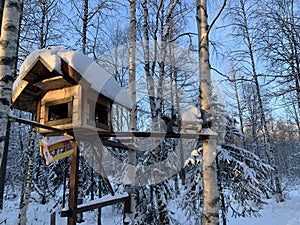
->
[18, 128, 36, 225]
[0, 0, 23, 209]
[196, 0, 220, 224]
[129, 0, 137, 131]
[127, 0, 137, 223]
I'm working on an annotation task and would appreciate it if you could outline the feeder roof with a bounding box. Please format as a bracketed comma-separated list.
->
[12, 47, 133, 113]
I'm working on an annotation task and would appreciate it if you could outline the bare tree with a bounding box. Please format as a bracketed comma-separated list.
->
[19, 0, 63, 59]
[196, 0, 226, 224]
[225, 0, 284, 202]
[259, 0, 300, 110]
[63, 0, 107, 56]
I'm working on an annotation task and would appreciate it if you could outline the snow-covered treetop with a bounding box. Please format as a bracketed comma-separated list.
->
[14, 46, 133, 109]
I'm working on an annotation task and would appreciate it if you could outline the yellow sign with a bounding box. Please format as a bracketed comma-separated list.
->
[40, 135, 74, 165]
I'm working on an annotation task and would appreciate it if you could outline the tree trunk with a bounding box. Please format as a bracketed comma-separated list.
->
[0, 0, 4, 36]
[231, 63, 246, 148]
[155, 183, 170, 225]
[127, 1, 137, 223]
[0, 0, 23, 210]
[39, 0, 46, 48]
[18, 127, 36, 225]
[196, 0, 220, 224]
[142, 0, 156, 121]
[0, 120, 11, 209]
[82, 0, 88, 54]
[239, 0, 283, 202]
[129, 0, 136, 131]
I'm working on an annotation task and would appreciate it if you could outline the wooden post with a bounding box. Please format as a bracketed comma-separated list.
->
[68, 142, 79, 225]
[123, 194, 131, 225]
[50, 212, 56, 225]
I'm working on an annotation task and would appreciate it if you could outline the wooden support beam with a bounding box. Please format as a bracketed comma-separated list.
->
[61, 193, 130, 217]
[8, 115, 65, 134]
[97, 131, 210, 139]
[67, 142, 79, 225]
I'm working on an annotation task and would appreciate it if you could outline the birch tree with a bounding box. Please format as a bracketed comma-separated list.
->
[196, 0, 226, 224]
[0, 0, 23, 210]
[63, 0, 107, 56]
[18, 128, 36, 225]
[196, 0, 219, 223]
[127, 0, 137, 223]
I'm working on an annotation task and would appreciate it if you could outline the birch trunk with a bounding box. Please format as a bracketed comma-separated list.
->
[82, 0, 88, 54]
[129, 0, 136, 131]
[0, 0, 23, 210]
[196, 0, 219, 224]
[18, 128, 36, 225]
[127, 1, 137, 223]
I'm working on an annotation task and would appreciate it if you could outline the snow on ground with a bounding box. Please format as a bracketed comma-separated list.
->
[228, 186, 300, 225]
[1, 185, 300, 224]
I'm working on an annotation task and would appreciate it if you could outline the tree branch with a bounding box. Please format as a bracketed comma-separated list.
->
[207, 0, 227, 36]
[211, 67, 253, 82]
[168, 32, 197, 43]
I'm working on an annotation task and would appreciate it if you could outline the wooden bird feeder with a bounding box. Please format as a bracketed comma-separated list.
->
[11, 48, 133, 135]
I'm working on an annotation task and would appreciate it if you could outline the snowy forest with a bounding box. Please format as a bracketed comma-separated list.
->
[0, 0, 300, 224]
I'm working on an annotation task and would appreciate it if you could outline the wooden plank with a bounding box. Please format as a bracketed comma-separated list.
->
[8, 115, 65, 133]
[44, 97, 73, 107]
[68, 142, 79, 225]
[21, 56, 60, 83]
[33, 76, 74, 90]
[101, 140, 139, 151]
[41, 86, 78, 104]
[61, 194, 130, 217]
[61, 58, 82, 84]
[77, 195, 130, 214]
[98, 131, 210, 140]
[45, 118, 72, 126]
[11, 80, 29, 104]
[11, 81, 44, 113]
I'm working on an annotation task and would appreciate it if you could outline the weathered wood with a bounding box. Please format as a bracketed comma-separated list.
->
[101, 139, 139, 151]
[8, 115, 65, 133]
[45, 118, 72, 127]
[61, 194, 130, 217]
[11, 81, 43, 113]
[33, 76, 73, 91]
[68, 142, 79, 225]
[98, 131, 210, 140]
[38, 86, 78, 133]
[61, 58, 82, 84]
[50, 212, 56, 225]
[20, 56, 60, 83]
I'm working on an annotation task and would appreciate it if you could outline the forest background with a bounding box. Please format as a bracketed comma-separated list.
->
[0, 0, 300, 224]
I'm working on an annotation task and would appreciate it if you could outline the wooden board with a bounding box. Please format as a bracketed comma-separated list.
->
[21, 56, 60, 84]
[33, 76, 73, 91]
[11, 80, 45, 113]
[72, 128, 210, 141]
[61, 193, 130, 217]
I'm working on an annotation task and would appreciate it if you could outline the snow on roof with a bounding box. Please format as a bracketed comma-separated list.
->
[14, 47, 133, 109]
